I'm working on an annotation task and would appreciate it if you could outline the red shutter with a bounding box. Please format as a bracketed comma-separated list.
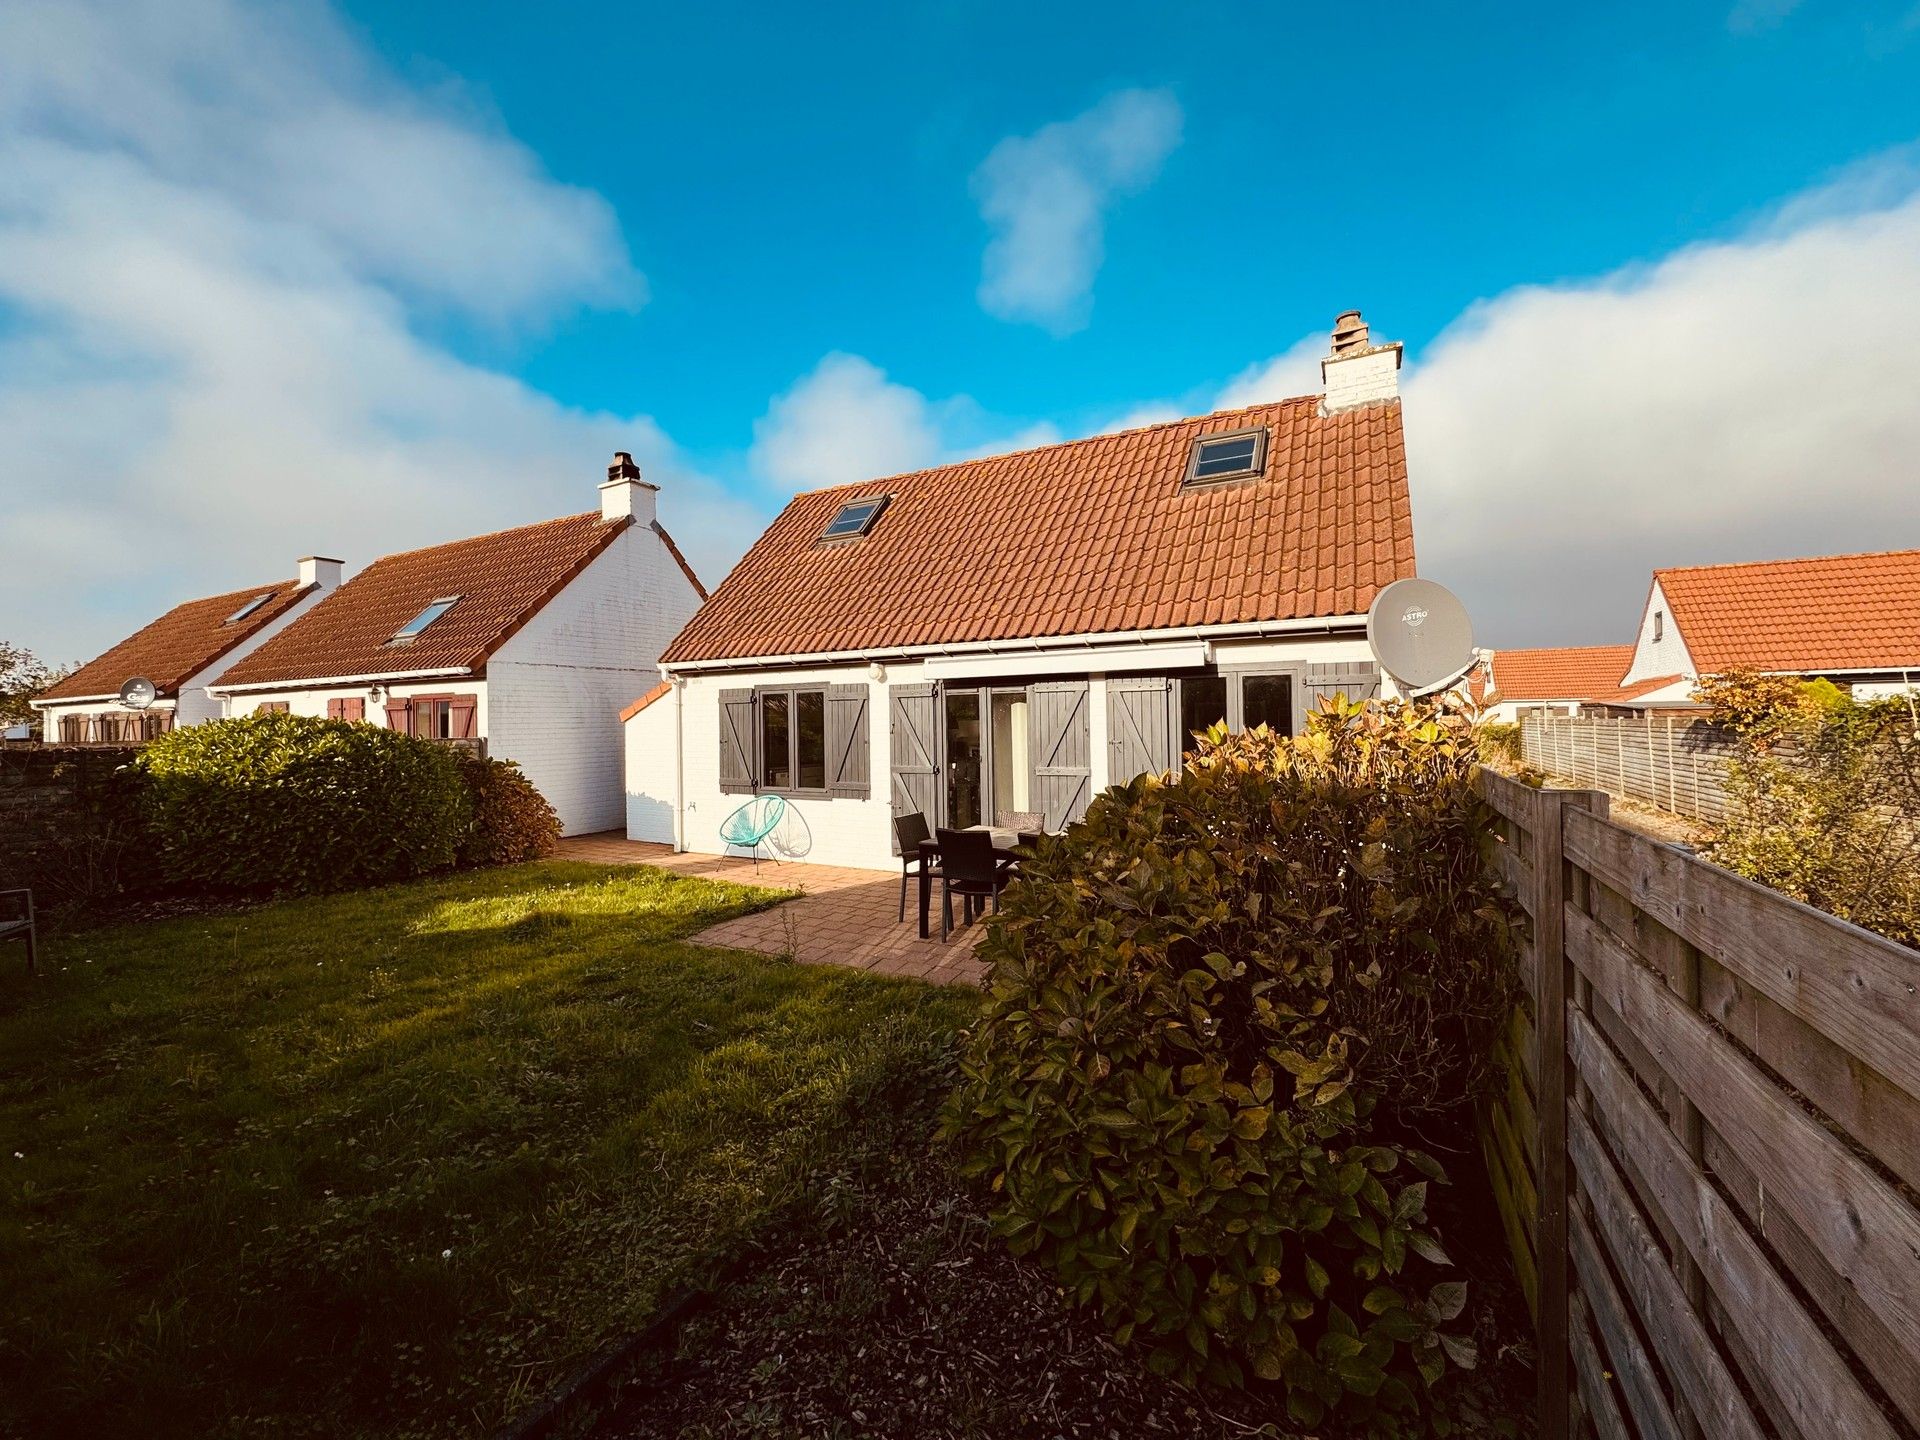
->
[384, 698, 412, 733]
[258, 701, 289, 715]
[449, 697, 477, 739]
[326, 698, 342, 720]
[343, 697, 364, 722]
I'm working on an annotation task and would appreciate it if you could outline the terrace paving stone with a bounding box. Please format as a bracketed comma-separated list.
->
[555, 832, 989, 987]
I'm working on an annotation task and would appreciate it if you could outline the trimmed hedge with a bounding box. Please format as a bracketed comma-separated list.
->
[944, 698, 1520, 1431]
[455, 752, 560, 867]
[135, 712, 472, 894]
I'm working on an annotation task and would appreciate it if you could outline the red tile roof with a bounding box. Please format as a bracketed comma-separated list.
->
[40, 579, 317, 702]
[619, 681, 671, 722]
[661, 397, 1416, 664]
[1489, 645, 1683, 705]
[217, 514, 634, 687]
[1655, 549, 1920, 675]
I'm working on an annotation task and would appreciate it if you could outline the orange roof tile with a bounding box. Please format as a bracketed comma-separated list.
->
[1489, 645, 1636, 702]
[217, 514, 633, 686]
[1655, 549, 1920, 675]
[619, 681, 671, 722]
[41, 579, 317, 702]
[661, 397, 1417, 664]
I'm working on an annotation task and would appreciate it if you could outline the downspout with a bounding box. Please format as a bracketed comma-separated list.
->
[671, 675, 686, 853]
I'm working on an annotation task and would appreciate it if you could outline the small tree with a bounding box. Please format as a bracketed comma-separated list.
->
[1698, 672, 1920, 946]
[0, 641, 69, 736]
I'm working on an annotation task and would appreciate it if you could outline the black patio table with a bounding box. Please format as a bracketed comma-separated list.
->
[915, 826, 1039, 939]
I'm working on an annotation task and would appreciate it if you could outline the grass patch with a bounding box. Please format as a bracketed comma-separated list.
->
[0, 862, 977, 1439]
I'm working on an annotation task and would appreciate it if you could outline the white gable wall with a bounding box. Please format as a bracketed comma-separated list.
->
[489, 521, 704, 836]
[1622, 579, 1697, 684]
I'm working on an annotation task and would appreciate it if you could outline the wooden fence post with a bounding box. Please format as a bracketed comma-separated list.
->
[1533, 788, 1572, 1440]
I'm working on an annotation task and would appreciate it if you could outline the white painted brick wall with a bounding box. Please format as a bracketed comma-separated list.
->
[1621, 579, 1698, 684]
[1321, 346, 1401, 413]
[490, 520, 704, 836]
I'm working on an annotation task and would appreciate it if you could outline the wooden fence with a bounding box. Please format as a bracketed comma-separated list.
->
[1519, 711, 1735, 822]
[1476, 768, 1920, 1440]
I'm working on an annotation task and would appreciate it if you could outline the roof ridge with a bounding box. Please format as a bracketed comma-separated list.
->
[1657, 546, 1920, 578]
[789, 394, 1331, 500]
[358, 510, 606, 568]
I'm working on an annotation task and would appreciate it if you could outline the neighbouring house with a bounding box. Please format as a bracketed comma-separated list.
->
[209, 455, 706, 835]
[624, 310, 1418, 871]
[1621, 548, 1920, 701]
[31, 558, 342, 743]
[1480, 644, 1685, 721]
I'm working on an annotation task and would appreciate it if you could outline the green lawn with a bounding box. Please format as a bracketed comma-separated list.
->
[0, 862, 977, 1439]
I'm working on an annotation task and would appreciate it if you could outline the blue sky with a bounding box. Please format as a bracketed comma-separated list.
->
[5, 0, 1920, 662]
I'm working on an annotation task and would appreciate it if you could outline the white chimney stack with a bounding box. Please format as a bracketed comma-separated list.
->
[1320, 309, 1404, 415]
[299, 556, 344, 590]
[600, 451, 658, 523]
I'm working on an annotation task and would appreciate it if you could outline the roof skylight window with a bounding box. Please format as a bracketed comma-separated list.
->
[820, 495, 889, 542]
[224, 593, 276, 625]
[1185, 430, 1267, 486]
[390, 596, 461, 643]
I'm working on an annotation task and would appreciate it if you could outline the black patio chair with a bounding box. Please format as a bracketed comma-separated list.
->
[935, 827, 1015, 941]
[0, 889, 36, 974]
[894, 811, 936, 923]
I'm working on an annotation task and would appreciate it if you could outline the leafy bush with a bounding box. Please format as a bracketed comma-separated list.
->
[1474, 720, 1522, 767]
[456, 752, 560, 866]
[135, 712, 470, 894]
[1698, 672, 1919, 946]
[944, 698, 1518, 1430]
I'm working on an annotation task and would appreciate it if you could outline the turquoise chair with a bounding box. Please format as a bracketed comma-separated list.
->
[719, 794, 787, 870]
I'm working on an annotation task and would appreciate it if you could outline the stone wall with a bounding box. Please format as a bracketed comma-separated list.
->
[0, 744, 148, 907]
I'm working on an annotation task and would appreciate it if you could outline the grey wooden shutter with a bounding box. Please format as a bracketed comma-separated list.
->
[1030, 680, 1092, 831]
[1301, 663, 1382, 719]
[1107, 675, 1173, 783]
[889, 683, 940, 849]
[718, 688, 755, 795]
[826, 683, 870, 799]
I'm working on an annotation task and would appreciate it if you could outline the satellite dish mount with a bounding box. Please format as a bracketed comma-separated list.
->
[1366, 579, 1477, 697]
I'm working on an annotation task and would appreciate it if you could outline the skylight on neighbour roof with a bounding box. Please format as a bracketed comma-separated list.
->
[820, 495, 889, 541]
[224, 593, 276, 624]
[390, 596, 460, 643]
[1185, 430, 1267, 485]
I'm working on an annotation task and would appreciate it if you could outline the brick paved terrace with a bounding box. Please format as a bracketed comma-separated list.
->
[555, 832, 989, 987]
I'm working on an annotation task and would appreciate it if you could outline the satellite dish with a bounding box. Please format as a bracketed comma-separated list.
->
[118, 676, 158, 711]
[1367, 579, 1476, 695]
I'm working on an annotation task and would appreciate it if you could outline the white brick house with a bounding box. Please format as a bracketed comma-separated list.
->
[625, 312, 1420, 872]
[210, 455, 706, 835]
[32, 558, 341, 742]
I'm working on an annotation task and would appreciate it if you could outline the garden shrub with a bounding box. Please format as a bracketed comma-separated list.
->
[944, 697, 1519, 1430]
[135, 712, 470, 894]
[1474, 719, 1522, 767]
[455, 752, 561, 866]
[1698, 672, 1919, 946]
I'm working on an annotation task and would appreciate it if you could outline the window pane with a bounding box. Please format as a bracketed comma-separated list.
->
[761, 693, 791, 788]
[1242, 675, 1293, 736]
[1180, 675, 1227, 749]
[796, 691, 826, 790]
[1194, 436, 1258, 477]
[945, 691, 981, 829]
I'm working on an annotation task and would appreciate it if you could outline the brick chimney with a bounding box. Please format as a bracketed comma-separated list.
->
[298, 556, 344, 590]
[1320, 309, 1404, 414]
[600, 451, 658, 523]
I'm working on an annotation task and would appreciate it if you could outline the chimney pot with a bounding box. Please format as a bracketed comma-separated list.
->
[599, 449, 657, 523]
[1320, 309, 1403, 414]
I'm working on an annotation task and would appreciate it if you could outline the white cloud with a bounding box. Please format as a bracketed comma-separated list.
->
[1404, 148, 1920, 646]
[1212, 333, 1327, 411]
[0, 0, 757, 662]
[972, 88, 1183, 334]
[750, 355, 1072, 491]
[749, 354, 947, 492]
